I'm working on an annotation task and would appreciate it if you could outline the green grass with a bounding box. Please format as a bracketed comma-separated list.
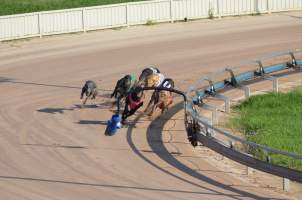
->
[145, 19, 158, 26]
[208, 8, 214, 19]
[0, 0, 147, 16]
[231, 87, 302, 171]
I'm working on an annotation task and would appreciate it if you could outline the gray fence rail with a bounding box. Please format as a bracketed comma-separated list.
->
[185, 49, 302, 183]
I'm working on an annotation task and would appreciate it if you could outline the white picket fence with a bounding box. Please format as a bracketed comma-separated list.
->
[1, 0, 302, 41]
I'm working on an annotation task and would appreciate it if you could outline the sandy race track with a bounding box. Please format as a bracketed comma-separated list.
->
[1, 12, 302, 200]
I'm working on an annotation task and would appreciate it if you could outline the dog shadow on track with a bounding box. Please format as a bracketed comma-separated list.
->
[37, 107, 74, 114]
[98, 93, 112, 98]
[0, 77, 14, 83]
[37, 101, 114, 114]
[22, 143, 87, 149]
[76, 120, 108, 125]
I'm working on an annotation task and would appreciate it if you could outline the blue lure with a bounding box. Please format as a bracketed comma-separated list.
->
[105, 114, 122, 136]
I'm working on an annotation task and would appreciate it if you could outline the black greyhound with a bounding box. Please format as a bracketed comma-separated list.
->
[111, 74, 137, 108]
[80, 80, 98, 105]
[145, 78, 175, 116]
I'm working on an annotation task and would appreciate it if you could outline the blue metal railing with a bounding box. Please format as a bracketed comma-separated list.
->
[185, 49, 302, 182]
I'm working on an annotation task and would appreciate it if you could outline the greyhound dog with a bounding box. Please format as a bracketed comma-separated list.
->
[80, 80, 98, 105]
[145, 73, 165, 88]
[138, 67, 160, 86]
[111, 74, 137, 109]
[145, 78, 175, 116]
[121, 86, 144, 124]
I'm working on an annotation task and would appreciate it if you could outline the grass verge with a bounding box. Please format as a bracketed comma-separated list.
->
[0, 0, 147, 16]
[145, 19, 158, 26]
[230, 87, 302, 171]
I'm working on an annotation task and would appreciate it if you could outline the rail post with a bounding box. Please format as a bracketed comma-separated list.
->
[216, 0, 221, 19]
[265, 76, 279, 92]
[202, 103, 218, 125]
[238, 85, 251, 98]
[215, 94, 230, 113]
[170, 0, 174, 23]
[246, 166, 254, 175]
[126, 3, 130, 27]
[283, 178, 290, 191]
[82, 8, 86, 32]
[267, 0, 271, 14]
[38, 13, 42, 38]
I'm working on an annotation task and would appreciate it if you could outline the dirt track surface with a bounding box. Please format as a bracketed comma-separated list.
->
[1, 12, 302, 200]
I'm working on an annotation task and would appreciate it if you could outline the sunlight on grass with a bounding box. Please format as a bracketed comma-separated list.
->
[230, 87, 302, 171]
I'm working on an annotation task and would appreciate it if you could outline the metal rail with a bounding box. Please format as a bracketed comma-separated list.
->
[196, 130, 302, 183]
[187, 49, 302, 96]
[142, 87, 187, 102]
[186, 105, 302, 160]
[185, 49, 302, 182]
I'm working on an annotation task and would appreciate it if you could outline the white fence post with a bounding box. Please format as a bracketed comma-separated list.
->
[170, 0, 174, 23]
[210, 0, 213, 18]
[264, 76, 279, 92]
[273, 78, 279, 92]
[267, 0, 271, 14]
[251, 0, 255, 14]
[82, 8, 86, 32]
[186, 0, 189, 20]
[215, 94, 231, 113]
[126, 3, 130, 27]
[217, 0, 221, 19]
[239, 85, 251, 98]
[38, 13, 42, 38]
[202, 103, 218, 125]
[283, 178, 290, 191]
[246, 166, 255, 175]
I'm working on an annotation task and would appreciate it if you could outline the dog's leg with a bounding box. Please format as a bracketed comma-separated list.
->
[147, 104, 156, 117]
[80, 86, 86, 100]
[144, 91, 157, 113]
[160, 103, 165, 114]
[162, 106, 168, 114]
[144, 92, 154, 113]
[122, 100, 129, 124]
[111, 92, 120, 109]
[83, 96, 89, 105]
[92, 89, 98, 100]
[111, 100, 116, 107]
[144, 98, 153, 113]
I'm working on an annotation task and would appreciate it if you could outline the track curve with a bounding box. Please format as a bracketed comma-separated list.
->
[1, 12, 302, 199]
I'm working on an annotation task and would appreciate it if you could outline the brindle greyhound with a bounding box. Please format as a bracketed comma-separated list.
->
[80, 80, 98, 105]
[111, 74, 137, 108]
[145, 78, 175, 116]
